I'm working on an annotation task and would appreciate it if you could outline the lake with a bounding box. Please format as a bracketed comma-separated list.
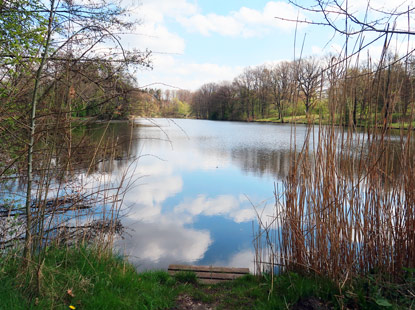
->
[1, 118, 405, 272]
[86, 118, 311, 272]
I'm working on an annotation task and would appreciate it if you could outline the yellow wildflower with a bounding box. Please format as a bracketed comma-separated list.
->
[69, 306, 76, 310]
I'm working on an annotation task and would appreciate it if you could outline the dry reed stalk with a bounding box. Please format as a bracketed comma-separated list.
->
[255, 40, 415, 283]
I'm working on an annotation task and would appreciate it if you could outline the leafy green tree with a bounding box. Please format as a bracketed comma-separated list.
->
[0, 0, 46, 67]
[0, 0, 151, 261]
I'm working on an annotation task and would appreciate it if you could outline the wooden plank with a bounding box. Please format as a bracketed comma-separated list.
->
[168, 264, 249, 274]
[168, 264, 250, 285]
[168, 270, 246, 280]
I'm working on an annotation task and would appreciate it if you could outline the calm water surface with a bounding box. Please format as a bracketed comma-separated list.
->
[1, 118, 406, 268]
[97, 118, 311, 271]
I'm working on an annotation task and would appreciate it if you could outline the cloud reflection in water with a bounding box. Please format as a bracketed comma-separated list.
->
[92, 119, 298, 270]
[116, 220, 211, 270]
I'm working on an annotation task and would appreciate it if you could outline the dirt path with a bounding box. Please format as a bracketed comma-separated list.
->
[170, 294, 215, 310]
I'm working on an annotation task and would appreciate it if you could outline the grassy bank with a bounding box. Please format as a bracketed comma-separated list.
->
[256, 114, 415, 129]
[0, 246, 179, 310]
[1, 246, 413, 310]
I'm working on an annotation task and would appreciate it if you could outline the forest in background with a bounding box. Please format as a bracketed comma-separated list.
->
[191, 55, 415, 126]
[4, 0, 414, 130]
[138, 54, 415, 131]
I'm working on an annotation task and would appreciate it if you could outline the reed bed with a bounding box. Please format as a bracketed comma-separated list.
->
[255, 47, 415, 285]
[255, 125, 414, 283]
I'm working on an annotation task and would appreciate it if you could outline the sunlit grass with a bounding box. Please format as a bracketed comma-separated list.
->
[0, 246, 179, 310]
[1, 245, 413, 309]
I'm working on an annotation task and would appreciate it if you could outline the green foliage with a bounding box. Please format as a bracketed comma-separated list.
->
[285, 102, 307, 116]
[315, 99, 329, 116]
[174, 271, 198, 284]
[0, 0, 47, 67]
[258, 272, 337, 309]
[174, 99, 191, 117]
[345, 272, 415, 310]
[0, 246, 179, 310]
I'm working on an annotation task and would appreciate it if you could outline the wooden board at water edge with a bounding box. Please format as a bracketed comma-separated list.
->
[168, 264, 250, 284]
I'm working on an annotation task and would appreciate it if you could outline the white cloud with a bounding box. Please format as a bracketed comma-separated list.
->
[125, 0, 306, 89]
[311, 46, 323, 55]
[137, 57, 244, 90]
[132, 24, 185, 54]
[224, 249, 255, 272]
[140, 0, 198, 20]
[231, 208, 257, 223]
[178, 1, 304, 37]
[175, 194, 240, 216]
[125, 3, 186, 54]
[179, 13, 244, 36]
[175, 62, 243, 84]
[173, 194, 274, 224]
[261, 2, 305, 30]
[120, 0, 248, 89]
[210, 249, 255, 272]
[318, 0, 414, 14]
[123, 174, 183, 221]
[309, 43, 343, 57]
[116, 220, 211, 270]
[337, 38, 415, 66]
[116, 0, 196, 55]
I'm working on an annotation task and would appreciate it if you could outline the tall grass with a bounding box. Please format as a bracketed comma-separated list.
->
[254, 38, 415, 286]
[0, 246, 178, 309]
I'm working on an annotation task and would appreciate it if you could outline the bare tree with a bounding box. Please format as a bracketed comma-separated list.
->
[283, 1, 415, 37]
[234, 68, 256, 120]
[252, 65, 272, 118]
[295, 57, 322, 113]
[270, 61, 294, 122]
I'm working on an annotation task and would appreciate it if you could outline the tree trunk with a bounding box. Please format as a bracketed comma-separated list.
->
[24, 0, 55, 261]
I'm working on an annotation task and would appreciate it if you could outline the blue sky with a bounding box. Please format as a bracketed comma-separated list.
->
[121, 0, 415, 90]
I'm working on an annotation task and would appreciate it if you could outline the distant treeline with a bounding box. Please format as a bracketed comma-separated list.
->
[133, 88, 192, 118]
[51, 51, 414, 128]
[188, 54, 415, 125]
[13, 52, 410, 126]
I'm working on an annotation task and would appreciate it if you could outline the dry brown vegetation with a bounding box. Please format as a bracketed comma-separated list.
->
[254, 2, 415, 289]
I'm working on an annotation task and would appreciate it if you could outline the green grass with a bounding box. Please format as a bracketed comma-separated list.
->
[0, 246, 179, 310]
[193, 273, 338, 310]
[173, 271, 198, 284]
[256, 114, 415, 130]
[257, 114, 324, 124]
[171, 270, 414, 310]
[1, 246, 413, 309]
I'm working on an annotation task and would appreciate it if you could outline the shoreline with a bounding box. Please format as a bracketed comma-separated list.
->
[127, 115, 414, 131]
